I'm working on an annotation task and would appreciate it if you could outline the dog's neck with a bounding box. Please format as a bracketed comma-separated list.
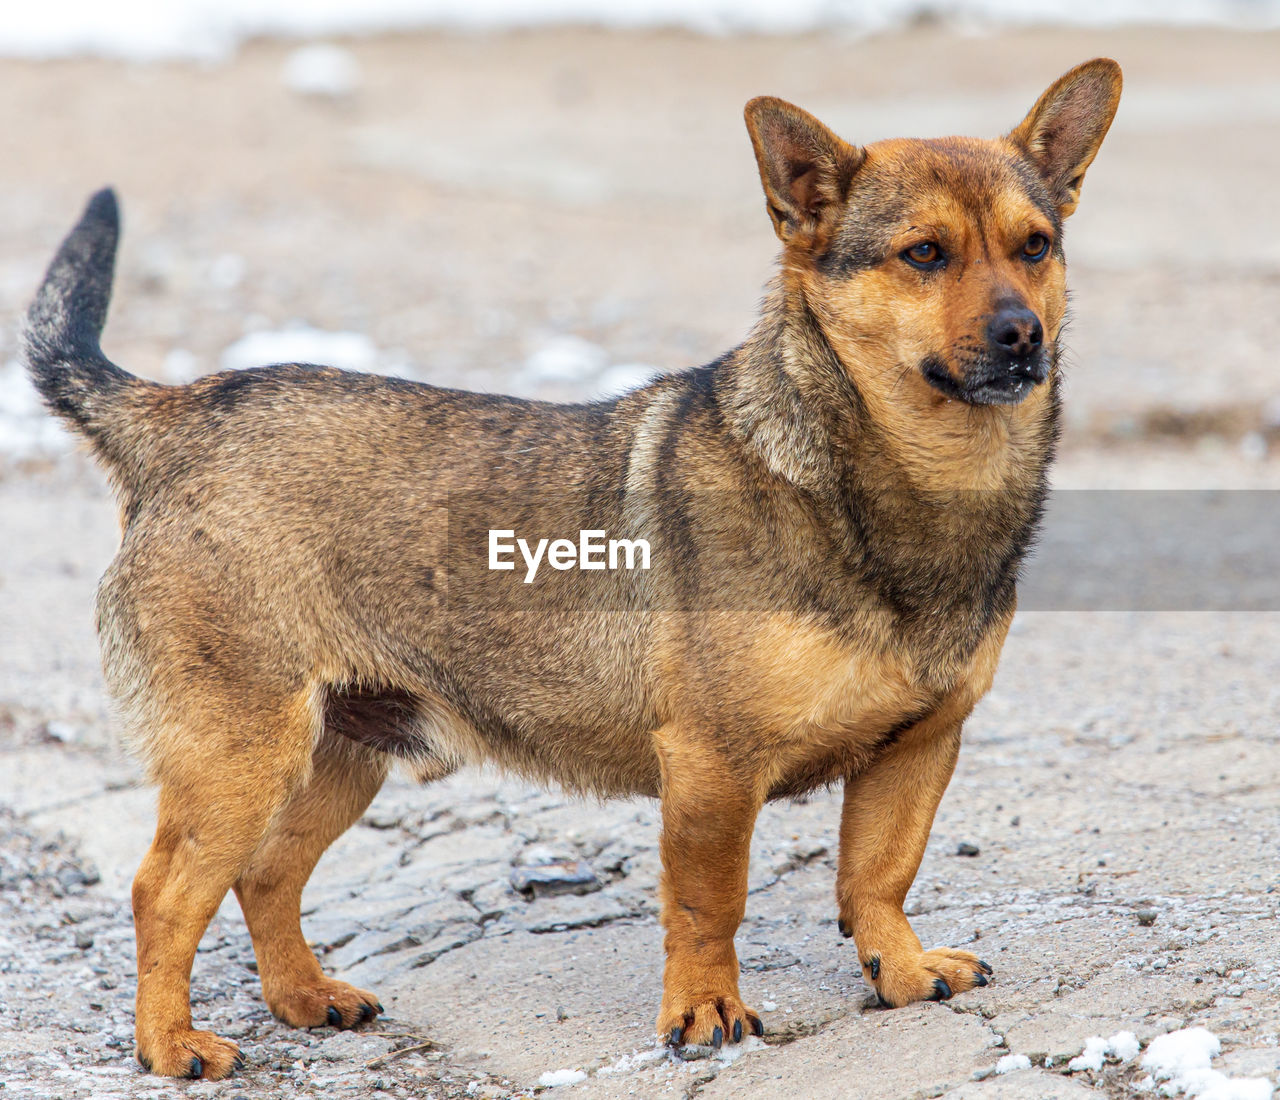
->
[719, 277, 1059, 501]
[716, 280, 1057, 631]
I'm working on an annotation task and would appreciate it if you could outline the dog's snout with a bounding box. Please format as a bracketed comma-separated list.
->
[987, 307, 1043, 361]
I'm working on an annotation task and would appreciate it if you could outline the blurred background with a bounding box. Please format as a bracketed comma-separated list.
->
[1, 0, 1279, 489]
[2, 9, 1280, 1097]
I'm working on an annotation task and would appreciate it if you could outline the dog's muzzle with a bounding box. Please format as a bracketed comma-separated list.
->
[922, 306, 1050, 406]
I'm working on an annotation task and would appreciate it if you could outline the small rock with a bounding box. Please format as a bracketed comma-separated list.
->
[1136, 908, 1158, 926]
[55, 866, 90, 892]
[510, 861, 600, 899]
[361, 809, 404, 830]
[74, 930, 94, 950]
[956, 842, 981, 857]
[317, 1031, 392, 1063]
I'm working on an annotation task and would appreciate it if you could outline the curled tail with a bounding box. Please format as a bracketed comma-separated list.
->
[22, 188, 150, 483]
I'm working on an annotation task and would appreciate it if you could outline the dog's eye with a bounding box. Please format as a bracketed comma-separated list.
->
[902, 242, 943, 270]
[1023, 233, 1050, 261]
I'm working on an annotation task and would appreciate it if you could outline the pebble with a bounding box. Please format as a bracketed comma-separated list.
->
[510, 861, 601, 898]
[1137, 908, 1159, 926]
[956, 842, 981, 857]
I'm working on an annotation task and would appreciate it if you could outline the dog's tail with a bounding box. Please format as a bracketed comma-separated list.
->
[21, 188, 155, 490]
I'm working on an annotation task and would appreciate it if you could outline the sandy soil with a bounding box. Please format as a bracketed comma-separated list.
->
[1, 25, 1278, 1100]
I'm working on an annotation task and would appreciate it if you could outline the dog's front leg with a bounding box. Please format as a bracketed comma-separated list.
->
[835, 714, 991, 1007]
[654, 727, 764, 1047]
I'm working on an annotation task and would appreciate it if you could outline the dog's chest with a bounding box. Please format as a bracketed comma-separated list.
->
[740, 611, 1009, 797]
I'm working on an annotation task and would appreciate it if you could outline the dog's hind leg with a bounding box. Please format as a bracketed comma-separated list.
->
[131, 688, 318, 1080]
[233, 731, 390, 1030]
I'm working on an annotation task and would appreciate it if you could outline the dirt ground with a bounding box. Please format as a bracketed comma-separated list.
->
[1, 25, 1278, 1100]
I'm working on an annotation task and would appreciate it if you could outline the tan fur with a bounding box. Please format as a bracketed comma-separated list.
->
[23, 60, 1121, 1077]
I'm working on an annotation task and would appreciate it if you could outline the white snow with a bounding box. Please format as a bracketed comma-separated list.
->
[281, 43, 362, 98]
[596, 1046, 670, 1076]
[711, 1035, 767, 1066]
[1110, 1030, 1141, 1062]
[162, 348, 202, 383]
[594, 362, 659, 397]
[219, 325, 380, 373]
[1069, 1036, 1111, 1073]
[994, 1053, 1032, 1074]
[208, 253, 247, 291]
[1139, 1028, 1274, 1100]
[537, 1068, 587, 1087]
[2, 1, 1279, 61]
[1068, 1030, 1145, 1073]
[0, 358, 73, 459]
[514, 336, 659, 398]
[519, 335, 608, 386]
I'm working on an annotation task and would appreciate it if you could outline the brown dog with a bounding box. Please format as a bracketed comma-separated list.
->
[23, 59, 1120, 1080]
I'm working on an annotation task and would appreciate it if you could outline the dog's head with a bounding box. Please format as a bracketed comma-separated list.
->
[745, 60, 1122, 412]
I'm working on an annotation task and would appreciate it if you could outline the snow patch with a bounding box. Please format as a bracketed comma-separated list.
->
[3, 2, 1280, 61]
[1140, 1028, 1273, 1100]
[537, 1068, 587, 1087]
[1068, 1030, 1143, 1073]
[282, 43, 362, 98]
[513, 335, 659, 398]
[711, 1035, 767, 1066]
[1110, 1030, 1141, 1063]
[220, 325, 380, 373]
[0, 358, 73, 458]
[995, 1053, 1032, 1074]
[519, 335, 608, 385]
[596, 1046, 669, 1076]
[594, 362, 658, 397]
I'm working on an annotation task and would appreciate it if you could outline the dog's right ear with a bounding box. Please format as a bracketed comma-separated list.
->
[744, 97, 864, 245]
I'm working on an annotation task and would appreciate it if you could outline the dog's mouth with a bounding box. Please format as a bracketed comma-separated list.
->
[920, 355, 1049, 407]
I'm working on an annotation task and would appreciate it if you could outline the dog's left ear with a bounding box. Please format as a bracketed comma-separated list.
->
[744, 97, 864, 245]
[1007, 58, 1122, 218]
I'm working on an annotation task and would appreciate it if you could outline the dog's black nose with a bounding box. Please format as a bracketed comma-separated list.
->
[987, 307, 1043, 361]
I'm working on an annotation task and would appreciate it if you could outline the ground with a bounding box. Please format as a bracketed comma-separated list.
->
[0, 24, 1278, 1100]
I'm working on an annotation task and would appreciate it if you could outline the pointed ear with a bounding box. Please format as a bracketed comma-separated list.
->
[1007, 58, 1122, 218]
[744, 96, 864, 244]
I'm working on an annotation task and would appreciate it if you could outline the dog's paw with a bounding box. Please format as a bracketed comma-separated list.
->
[862, 947, 992, 1008]
[136, 1029, 243, 1079]
[657, 993, 764, 1048]
[266, 977, 384, 1029]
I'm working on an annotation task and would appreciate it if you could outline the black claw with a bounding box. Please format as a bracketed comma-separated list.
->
[750, 1015, 764, 1037]
[931, 978, 952, 1001]
[863, 956, 881, 981]
[359, 1003, 374, 1023]
[669, 1025, 683, 1047]
[187, 1057, 203, 1079]
[138, 1054, 152, 1073]
[233, 1053, 246, 1070]
[876, 993, 892, 1009]
[733, 1019, 742, 1043]
[327, 1006, 341, 1027]
[837, 918, 851, 938]
[711, 1026, 723, 1050]
[978, 959, 993, 975]
[375, 1002, 385, 1014]
[973, 971, 988, 987]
